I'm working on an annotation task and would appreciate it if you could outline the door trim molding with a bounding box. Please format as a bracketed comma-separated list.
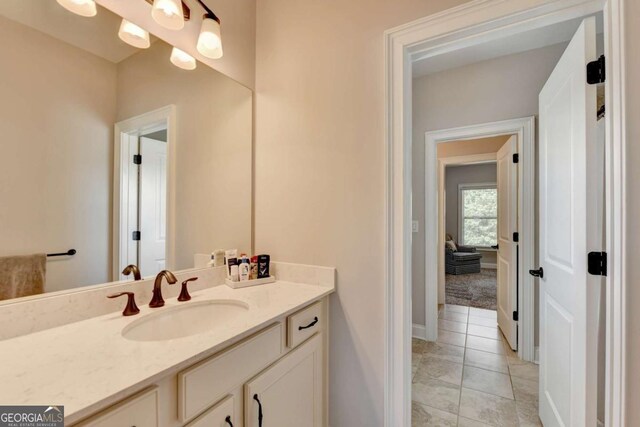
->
[113, 105, 177, 280]
[426, 117, 535, 359]
[383, 1, 627, 425]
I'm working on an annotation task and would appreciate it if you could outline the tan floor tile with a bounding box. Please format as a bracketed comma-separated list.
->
[469, 307, 497, 319]
[466, 335, 505, 355]
[508, 359, 539, 381]
[413, 377, 461, 414]
[512, 376, 539, 404]
[440, 311, 469, 323]
[468, 315, 498, 328]
[411, 402, 458, 427]
[423, 341, 465, 364]
[459, 388, 519, 426]
[437, 329, 467, 347]
[415, 355, 464, 385]
[457, 416, 492, 426]
[467, 324, 501, 340]
[464, 348, 509, 374]
[516, 400, 542, 426]
[439, 318, 468, 333]
[462, 366, 514, 399]
[444, 304, 470, 314]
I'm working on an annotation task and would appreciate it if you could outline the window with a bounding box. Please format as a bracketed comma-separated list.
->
[458, 184, 498, 248]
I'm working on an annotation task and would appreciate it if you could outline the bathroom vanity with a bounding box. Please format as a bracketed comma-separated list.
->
[0, 263, 334, 426]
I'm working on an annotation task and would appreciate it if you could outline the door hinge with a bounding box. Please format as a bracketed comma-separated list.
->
[513, 232, 519, 242]
[512, 311, 519, 322]
[513, 153, 519, 163]
[588, 251, 607, 276]
[587, 55, 606, 84]
[133, 154, 142, 165]
[132, 231, 141, 241]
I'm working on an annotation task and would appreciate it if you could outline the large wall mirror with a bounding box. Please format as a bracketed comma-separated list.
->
[0, 1, 252, 302]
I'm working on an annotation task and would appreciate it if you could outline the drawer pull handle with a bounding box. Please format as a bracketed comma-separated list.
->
[225, 415, 234, 427]
[298, 316, 319, 331]
[253, 394, 264, 427]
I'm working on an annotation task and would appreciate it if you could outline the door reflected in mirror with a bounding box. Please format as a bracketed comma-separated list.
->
[0, 0, 252, 301]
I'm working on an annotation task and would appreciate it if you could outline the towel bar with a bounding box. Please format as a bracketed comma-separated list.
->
[46, 249, 76, 257]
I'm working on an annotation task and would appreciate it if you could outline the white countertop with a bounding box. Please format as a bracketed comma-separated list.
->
[0, 279, 334, 424]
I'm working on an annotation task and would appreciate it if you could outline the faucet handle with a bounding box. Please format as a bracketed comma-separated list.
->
[122, 264, 142, 281]
[178, 277, 198, 302]
[108, 292, 140, 316]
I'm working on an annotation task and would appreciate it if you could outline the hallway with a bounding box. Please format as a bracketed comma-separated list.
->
[412, 304, 541, 426]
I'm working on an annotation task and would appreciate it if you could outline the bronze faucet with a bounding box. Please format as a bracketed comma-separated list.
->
[149, 270, 177, 308]
[122, 264, 142, 281]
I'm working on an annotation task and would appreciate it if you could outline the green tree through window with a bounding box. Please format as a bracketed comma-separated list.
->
[460, 186, 497, 247]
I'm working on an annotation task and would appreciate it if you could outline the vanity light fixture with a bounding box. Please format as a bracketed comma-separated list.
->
[118, 19, 151, 49]
[56, 0, 97, 17]
[170, 47, 197, 70]
[196, 0, 223, 59]
[151, 0, 186, 30]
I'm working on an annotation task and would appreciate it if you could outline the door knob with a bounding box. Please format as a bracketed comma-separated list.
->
[529, 267, 544, 278]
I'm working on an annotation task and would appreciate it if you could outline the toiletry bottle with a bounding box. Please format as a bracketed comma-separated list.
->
[257, 254, 271, 278]
[225, 249, 238, 276]
[213, 249, 225, 267]
[239, 256, 250, 281]
[250, 256, 258, 280]
[207, 252, 215, 268]
[230, 264, 240, 282]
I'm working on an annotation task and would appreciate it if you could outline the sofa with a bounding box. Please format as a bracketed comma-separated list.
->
[445, 237, 482, 275]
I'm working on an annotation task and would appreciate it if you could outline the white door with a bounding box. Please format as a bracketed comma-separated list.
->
[496, 135, 518, 350]
[245, 335, 323, 426]
[139, 136, 167, 277]
[538, 17, 600, 427]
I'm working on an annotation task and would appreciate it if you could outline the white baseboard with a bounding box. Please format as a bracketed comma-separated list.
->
[412, 323, 427, 340]
[481, 263, 497, 269]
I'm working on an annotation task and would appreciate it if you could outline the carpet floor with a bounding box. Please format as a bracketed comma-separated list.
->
[445, 268, 497, 310]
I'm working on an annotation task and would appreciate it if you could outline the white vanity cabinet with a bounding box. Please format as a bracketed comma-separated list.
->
[71, 298, 328, 427]
[245, 334, 323, 427]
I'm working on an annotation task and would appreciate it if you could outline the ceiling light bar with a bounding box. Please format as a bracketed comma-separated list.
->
[143, 0, 190, 21]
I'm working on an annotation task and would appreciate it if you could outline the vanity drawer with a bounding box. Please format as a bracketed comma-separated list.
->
[178, 323, 283, 422]
[185, 395, 235, 427]
[287, 301, 322, 349]
[76, 386, 158, 427]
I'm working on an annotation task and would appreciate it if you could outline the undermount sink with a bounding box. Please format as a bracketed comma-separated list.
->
[122, 299, 249, 342]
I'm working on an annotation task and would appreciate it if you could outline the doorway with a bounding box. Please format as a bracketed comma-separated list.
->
[385, 1, 626, 426]
[113, 105, 176, 280]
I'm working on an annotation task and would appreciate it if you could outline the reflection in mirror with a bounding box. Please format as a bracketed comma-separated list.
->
[0, 1, 252, 301]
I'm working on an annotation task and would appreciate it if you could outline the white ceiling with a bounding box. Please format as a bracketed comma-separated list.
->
[0, 0, 153, 63]
[412, 13, 603, 78]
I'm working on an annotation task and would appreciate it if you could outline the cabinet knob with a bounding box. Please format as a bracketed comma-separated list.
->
[225, 415, 234, 427]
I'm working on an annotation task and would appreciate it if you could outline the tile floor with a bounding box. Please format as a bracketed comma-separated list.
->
[412, 304, 541, 426]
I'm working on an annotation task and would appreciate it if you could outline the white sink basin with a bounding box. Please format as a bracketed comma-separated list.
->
[122, 299, 249, 342]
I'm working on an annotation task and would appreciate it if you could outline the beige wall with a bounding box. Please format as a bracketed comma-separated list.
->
[0, 16, 116, 292]
[625, 0, 640, 423]
[254, 0, 467, 424]
[117, 42, 253, 270]
[411, 44, 566, 325]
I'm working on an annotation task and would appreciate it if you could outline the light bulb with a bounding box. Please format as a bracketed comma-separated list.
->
[196, 16, 223, 59]
[152, 0, 185, 31]
[118, 19, 151, 49]
[56, 0, 97, 17]
[170, 47, 197, 70]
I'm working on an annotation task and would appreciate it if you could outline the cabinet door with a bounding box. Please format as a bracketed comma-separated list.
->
[245, 334, 322, 427]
